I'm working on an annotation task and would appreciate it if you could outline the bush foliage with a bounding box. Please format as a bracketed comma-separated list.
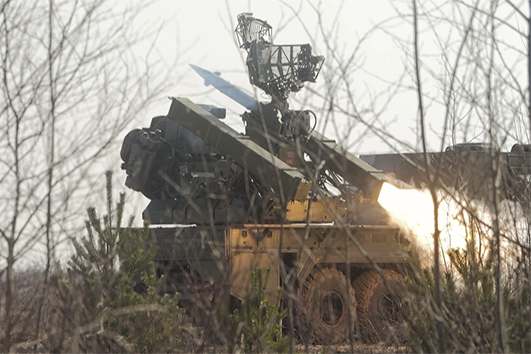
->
[405, 219, 531, 353]
[46, 172, 183, 353]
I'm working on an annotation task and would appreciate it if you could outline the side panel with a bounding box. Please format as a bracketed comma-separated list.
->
[230, 252, 280, 302]
[227, 227, 281, 302]
[152, 225, 408, 300]
[227, 225, 409, 300]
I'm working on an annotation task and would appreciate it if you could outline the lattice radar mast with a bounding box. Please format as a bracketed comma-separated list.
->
[235, 13, 325, 103]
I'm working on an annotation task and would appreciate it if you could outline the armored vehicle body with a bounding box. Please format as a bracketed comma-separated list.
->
[121, 13, 412, 344]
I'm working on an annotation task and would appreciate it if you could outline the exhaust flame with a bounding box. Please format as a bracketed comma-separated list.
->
[378, 182, 469, 259]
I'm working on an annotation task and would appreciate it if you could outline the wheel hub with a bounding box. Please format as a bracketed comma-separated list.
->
[320, 290, 344, 326]
[380, 293, 401, 324]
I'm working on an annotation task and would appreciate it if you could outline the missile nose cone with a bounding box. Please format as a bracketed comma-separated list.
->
[189, 63, 201, 72]
[189, 64, 211, 86]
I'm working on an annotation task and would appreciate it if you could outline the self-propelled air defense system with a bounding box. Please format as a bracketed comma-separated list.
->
[120, 13, 412, 344]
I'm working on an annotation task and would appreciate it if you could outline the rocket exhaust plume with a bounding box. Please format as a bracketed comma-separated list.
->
[377, 182, 470, 263]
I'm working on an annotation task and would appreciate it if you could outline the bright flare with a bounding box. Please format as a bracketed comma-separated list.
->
[378, 182, 469, 257]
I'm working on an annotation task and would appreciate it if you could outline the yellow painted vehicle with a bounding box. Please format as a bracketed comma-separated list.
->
[120, 14, 412, 344]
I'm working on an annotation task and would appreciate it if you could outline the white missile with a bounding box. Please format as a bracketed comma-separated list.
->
[189, 64, 259, 111]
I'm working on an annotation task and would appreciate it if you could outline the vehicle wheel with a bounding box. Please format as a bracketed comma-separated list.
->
[301, 268, 357, 344]
[352, 269, 406, 344]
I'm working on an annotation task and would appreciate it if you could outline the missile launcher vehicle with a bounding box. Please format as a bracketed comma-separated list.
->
[120, 13, 412, 344]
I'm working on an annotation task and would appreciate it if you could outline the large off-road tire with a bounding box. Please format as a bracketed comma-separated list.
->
[352, 269, 407, 344]
[301, 268, 357, 344]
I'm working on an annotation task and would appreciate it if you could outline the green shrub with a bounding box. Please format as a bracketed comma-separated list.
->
[47, 171, 184, 353]
[404, 235, 530, 353]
